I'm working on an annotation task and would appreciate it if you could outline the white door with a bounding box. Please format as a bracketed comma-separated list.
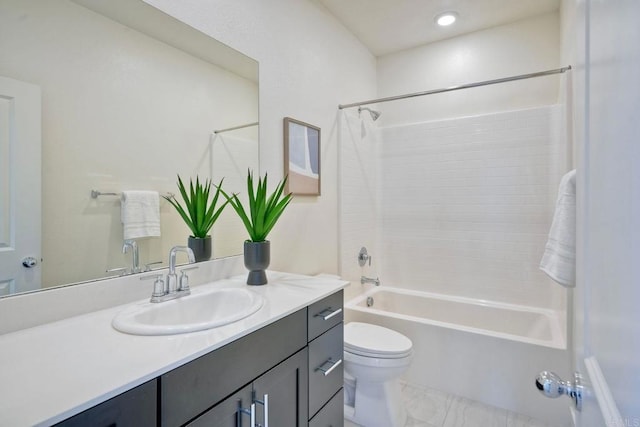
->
[0, 76, 41, 295]
[559, 0, 640, 424]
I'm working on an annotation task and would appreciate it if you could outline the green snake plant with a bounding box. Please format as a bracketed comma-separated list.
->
[163, 176, 230, 238]
[219, 170, 292, 242]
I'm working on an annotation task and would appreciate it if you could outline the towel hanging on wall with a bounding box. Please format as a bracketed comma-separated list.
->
[540, 169, 576, 287]
[121, 191, 161, 240]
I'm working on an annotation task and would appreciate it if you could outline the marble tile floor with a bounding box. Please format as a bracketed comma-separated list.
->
[344, 382, 560, 427]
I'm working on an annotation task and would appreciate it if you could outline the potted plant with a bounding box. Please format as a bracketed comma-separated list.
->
[164, 175, 230, 262]
[220, 170, 292, 285]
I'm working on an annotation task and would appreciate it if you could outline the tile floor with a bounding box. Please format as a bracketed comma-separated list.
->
[344, 382, 559, 427]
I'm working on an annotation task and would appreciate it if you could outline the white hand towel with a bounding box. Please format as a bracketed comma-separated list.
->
[121, 191, 161, 240]
[540, 169, 576, 287]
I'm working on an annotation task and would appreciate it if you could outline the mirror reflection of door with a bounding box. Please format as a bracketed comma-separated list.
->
[0, 76, 41, 295]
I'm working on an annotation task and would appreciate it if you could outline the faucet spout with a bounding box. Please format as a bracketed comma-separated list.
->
[122, 239, 140, 273]
[169, 246, 196, 274]
[361, 275, 380, 286]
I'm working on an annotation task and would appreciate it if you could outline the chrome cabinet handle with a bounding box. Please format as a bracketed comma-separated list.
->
[315, 358, 343, 376]
[237, 401, 255, 427]
[314, 307, 342, 321]
[254, 393, 268, 427]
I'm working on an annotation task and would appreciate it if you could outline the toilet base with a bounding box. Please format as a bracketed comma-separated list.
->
[343, 378, 407, 427]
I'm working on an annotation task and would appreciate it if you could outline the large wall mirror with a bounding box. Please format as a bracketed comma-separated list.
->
[0, 0, 259, 297]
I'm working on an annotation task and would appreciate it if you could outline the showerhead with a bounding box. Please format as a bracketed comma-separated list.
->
[358, 106, 381, 121]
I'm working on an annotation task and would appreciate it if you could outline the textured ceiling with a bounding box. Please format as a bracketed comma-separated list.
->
[319, 0, 560, 56]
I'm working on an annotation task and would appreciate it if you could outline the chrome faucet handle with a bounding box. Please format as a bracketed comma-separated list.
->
[106, 267, 128, 276]
[178, 266, 198, 292]
[358, 247, 372, 267]
[143, 261, 163, 272]
[140, 273, 165, 301]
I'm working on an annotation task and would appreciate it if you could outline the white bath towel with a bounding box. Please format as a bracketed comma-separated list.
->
[540, 169, 576, 287]
[121, 191, 161, 240]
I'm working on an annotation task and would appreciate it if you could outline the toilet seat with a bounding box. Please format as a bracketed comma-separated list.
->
[344, 322, 412, 359]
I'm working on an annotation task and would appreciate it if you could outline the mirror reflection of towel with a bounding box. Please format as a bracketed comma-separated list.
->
[540, 170, 576, 287]
[121, 191, 161, 240]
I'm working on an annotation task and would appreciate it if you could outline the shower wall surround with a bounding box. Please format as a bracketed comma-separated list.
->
[339, 111, 380, 299]
[379, 106, 566, 310]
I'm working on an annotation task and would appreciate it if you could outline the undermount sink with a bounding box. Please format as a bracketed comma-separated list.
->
[112, 287, 264, 336]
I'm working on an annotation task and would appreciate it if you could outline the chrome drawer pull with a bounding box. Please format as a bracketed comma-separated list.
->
[314, 307, 342, 321]
[315, 358, 343, 376]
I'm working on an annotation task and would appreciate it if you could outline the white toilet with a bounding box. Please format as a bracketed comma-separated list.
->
[343, 322, 413, 427]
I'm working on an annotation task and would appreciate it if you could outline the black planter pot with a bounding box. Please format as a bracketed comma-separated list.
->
[188, 235, 212, 262]
[244, 240, 270, 285]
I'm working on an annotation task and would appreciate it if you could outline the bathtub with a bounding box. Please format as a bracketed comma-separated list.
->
[345, 287, 571, 425]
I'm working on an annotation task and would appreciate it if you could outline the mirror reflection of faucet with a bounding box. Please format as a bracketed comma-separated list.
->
[122, 239, 140, 274]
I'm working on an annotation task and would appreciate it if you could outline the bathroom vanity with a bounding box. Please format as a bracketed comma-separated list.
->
[0, 272, 347, 426]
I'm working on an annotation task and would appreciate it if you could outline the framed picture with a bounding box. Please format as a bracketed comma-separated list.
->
[284, 117, 321, 195]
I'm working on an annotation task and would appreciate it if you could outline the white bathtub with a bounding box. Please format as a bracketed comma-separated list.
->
[345, 287, 571, 425]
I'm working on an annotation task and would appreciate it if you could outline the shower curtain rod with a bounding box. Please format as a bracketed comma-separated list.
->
[213, 121, 259, 134]
[338, 66, 572, 109]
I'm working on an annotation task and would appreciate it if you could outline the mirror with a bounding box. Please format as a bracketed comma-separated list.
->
[0, 0, 259, 297]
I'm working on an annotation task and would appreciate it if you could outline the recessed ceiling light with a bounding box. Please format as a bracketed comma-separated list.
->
[435, 11, 458, 27]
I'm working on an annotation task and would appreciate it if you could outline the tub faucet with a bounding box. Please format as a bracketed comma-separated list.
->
[122, 239, 140, 274]
[361, 276, 380, 286]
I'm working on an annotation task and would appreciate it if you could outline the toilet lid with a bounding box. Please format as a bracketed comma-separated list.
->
[344, 322, 412, 358]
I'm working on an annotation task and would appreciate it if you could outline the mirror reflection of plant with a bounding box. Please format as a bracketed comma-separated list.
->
[163, 175, 230, 238]
[219, 170, 292, 242]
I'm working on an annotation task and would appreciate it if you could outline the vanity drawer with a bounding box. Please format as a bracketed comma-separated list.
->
[308, 290, 343, 341]
[309, 389, 344, 427]
[308, 322, 344, 418]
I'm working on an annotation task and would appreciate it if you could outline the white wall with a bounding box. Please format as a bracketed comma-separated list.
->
[145, 0, 377, 276]
[377, 12, 561, 127]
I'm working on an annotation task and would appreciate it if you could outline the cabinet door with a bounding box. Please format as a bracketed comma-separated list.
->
[54, 379, 157, 427]
[187, 385, 253, 427]
[161, 309, 307, 426]
[253, 348, 309, 427]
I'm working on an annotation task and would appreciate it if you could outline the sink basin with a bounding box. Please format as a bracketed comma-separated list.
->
[112, 287, 264, 335]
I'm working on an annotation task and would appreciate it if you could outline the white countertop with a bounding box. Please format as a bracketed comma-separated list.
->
[0, 272, 348, 426]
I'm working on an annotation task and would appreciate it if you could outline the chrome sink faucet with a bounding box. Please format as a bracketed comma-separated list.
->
[167, 246, 196, 293]
[122, 239, 140, 274]
[141, 246, 197, 303]
[361, 276, 380, 286]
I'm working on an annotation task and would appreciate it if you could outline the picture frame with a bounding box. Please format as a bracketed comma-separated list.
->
[283, 117, 321, 196]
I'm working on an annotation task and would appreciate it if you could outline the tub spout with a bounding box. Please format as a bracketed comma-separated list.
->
[361, 276, 380, 286]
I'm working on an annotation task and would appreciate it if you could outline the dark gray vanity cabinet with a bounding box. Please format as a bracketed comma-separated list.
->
[161, 308, 308, 427]
[186, 349, 308, 427]
[307, 291, 345, 425]
[54, 379, 157, 427]
[54, 288, 345, 427]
